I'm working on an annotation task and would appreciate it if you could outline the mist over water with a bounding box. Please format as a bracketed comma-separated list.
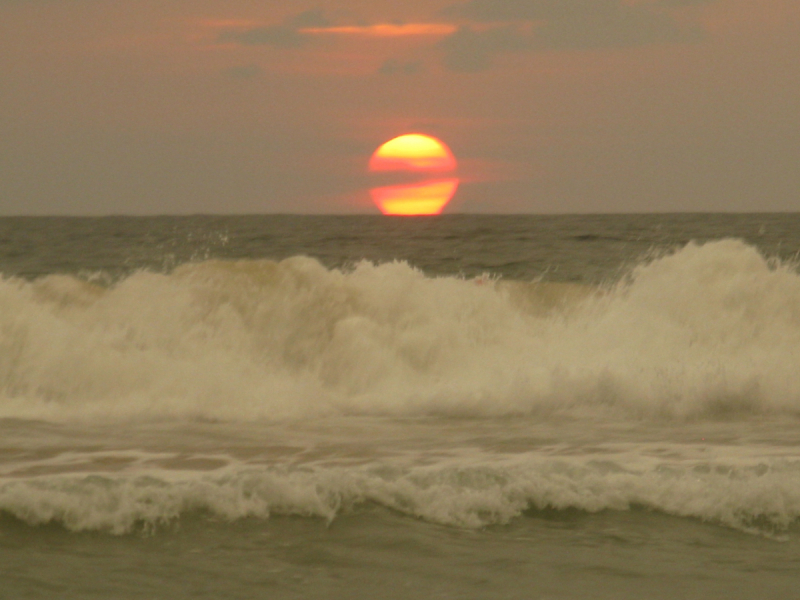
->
[2, 215, 800, 599]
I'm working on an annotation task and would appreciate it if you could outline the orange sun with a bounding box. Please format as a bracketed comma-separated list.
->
[369, 134, 459, 215]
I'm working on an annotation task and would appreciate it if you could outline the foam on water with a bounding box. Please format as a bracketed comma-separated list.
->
[2, 449, 799, 534]
[2, 238, 800, 422]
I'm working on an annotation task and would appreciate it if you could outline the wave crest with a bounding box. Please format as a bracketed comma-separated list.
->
[1, 239, 800, 421]
[3, 456, 799, 535]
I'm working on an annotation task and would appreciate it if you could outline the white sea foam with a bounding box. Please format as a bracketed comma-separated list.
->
[1, 238, 800, 421]
[2, 453, 799, 534]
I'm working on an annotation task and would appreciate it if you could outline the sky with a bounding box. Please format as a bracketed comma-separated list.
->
[1, 0, 798, 215]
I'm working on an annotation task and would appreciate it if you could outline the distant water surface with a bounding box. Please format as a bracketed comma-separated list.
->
[2, 213, 798, 281]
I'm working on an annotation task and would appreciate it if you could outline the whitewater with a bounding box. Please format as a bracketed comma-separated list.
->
[2, 214, 799, 599]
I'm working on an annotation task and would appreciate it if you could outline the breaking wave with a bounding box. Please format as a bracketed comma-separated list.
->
[1, 238, 800, 422]
[2, 454, 799, 535]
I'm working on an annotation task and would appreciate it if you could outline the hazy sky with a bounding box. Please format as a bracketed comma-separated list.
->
[1, 0, 798, 214]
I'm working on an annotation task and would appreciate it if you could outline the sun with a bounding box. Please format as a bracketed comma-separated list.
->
[368, 134, 459, 215]
[369, 134, 457, 172]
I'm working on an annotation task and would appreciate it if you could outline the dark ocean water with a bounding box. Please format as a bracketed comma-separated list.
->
[2, 214, 800, 599]
[4, 213, 799, 281]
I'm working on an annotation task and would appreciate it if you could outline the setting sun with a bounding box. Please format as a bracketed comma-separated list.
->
[369, 134, 458, 215]
[369, 134, 457, 172]
[369, 178, 459, 216]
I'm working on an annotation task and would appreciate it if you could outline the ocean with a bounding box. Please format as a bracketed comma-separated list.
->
[1, 214, 800, 599]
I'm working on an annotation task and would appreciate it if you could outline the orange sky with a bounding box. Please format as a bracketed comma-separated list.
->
[1, 0, 798, 214]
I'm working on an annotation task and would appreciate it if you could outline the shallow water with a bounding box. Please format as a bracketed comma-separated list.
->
[5, 508, 799, 599]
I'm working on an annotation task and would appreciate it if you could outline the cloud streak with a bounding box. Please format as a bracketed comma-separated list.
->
[217, 9, 331, 48]
[301, 23, 456, 37]
[218, 10, 456, 49]
[439, 25, 531, 72]
[438, 0, 707, 71]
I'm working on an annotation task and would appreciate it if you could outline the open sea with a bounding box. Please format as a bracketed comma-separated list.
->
[2, 213, 800, 599]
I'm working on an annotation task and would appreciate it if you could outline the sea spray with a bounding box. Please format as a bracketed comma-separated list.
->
[1, 239, 799, 422]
